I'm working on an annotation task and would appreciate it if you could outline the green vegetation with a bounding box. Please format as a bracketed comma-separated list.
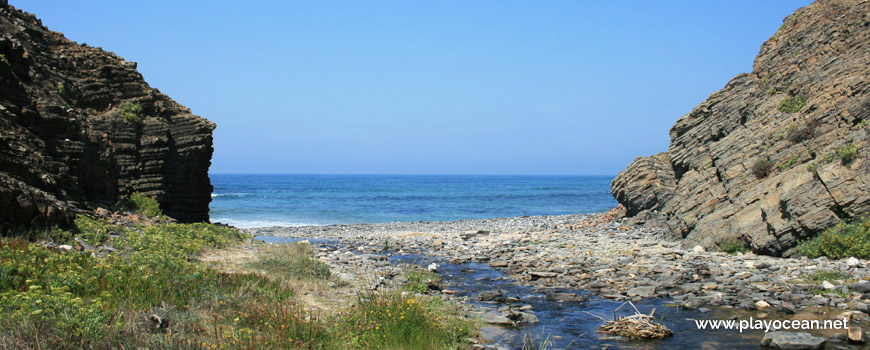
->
[798, 217, 870, 259]
[0, 194, 477, 349]
[119, 102, 145, 122]
[343, 292, 476, 349]
[779, 153, 802, 171]
[777, 96, 806, 113]
[752, 158, 774, 179]
[719, 239, 750, 255]
[768, 87, 777, 95]
[807, 161, 818, 175]
[804, 270, 854, 284]
[117, 192, 163, 218]
[855, 119, 868, 130]
[761, 72, 773, 86]
[835, 143, 858, 165]
[403, 270, 442, 294]
[57, 82, 65, 95]
[0, 53, 7, 64]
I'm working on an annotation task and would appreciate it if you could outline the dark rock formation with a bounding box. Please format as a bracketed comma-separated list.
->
[0, 5, 215, 232]
[612, 0, 870, 256]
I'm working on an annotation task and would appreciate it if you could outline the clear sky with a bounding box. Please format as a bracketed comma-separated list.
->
[14, 1, 813, 175]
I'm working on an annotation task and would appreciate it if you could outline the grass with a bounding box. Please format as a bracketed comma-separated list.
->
[246, 242, 331, 281]
[798, 217, 870, 259]
[804, 270, 854, 284]
[779, 153, 802, 171]
[1, 193, 477, 349]
[719, 239, 750, 255]
[777, 96, 806, 113]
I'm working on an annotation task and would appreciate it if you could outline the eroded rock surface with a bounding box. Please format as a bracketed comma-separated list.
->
[612, 0, 870, 255]
[0, 5, 215, 230]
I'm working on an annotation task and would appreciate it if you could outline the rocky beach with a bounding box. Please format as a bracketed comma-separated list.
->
[248, 210, 870, 349]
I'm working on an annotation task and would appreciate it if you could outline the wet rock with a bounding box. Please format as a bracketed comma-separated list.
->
[479, 290, 507, 302]
[760, 331, 826, 349]
[483, 311, 512, 325]
[627, 286, 656, 298]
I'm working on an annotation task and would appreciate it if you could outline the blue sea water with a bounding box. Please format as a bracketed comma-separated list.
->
[209, 174, 617, 228]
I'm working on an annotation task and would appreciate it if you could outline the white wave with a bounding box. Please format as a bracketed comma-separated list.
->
[211, 193, 252, 198]
[210, 217, 320, 228]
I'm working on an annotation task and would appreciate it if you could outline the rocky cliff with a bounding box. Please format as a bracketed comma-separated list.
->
[0, 5, 215, 232]
[612, 0, 870, 256]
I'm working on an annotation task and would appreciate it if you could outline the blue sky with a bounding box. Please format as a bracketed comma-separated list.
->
[14, 1, 812, 175]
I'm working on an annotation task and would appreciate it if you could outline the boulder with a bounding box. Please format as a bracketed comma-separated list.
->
[760, 331, 826, 350]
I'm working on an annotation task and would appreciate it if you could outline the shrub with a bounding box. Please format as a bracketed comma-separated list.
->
[798, 217, 870, 259]
[119, 102, 144, 122]
[835, 143, 858, 165]
[752, 158, 774, 178]
[779, 154, 801, 171]
[777, 96, 806, 113]
[117, 192, 162, 217]
[403, 270, 442, 294]
[807, 161, 818, 175]
[719, 239, 750, 255]
[786, 122, 817, 143]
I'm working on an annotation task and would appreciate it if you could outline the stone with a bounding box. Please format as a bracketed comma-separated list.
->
[849, 326, 867, 344]
[483, 311, 512, 325]
[693, 245, 706, 254]
[427, 263, 438, 272]
[822, 281, 836, 290]
[847, 257, 861, 268]
[489, 261, 509, 268]
[755, 300, 771, 310]
[610, 0, 870, 256]
[529, 271, 557, 279]
[848, 282, 870, 293]
[627, 286, 656, 298]
[760, 331, 826, 349]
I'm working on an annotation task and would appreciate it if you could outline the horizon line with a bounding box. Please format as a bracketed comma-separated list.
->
[209, 172, 617, 177]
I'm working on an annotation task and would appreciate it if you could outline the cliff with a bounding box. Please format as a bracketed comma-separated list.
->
[612, 0, 870, 256]
[0, 5, 215, 231]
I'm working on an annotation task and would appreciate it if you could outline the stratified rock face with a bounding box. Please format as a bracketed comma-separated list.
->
[0, 5, 215, 231]
[612, 0, 870, 256]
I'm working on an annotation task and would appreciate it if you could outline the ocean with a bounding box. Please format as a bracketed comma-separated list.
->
[209, 174, 617, 228]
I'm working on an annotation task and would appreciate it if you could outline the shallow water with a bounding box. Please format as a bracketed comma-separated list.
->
[387, 253, 761, 349]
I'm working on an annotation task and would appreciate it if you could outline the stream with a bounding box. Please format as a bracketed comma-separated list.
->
[258, 236, 762, 349]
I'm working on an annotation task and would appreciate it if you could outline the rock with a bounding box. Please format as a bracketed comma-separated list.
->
[760, 331, 827, 350]
[822, 281, 836, 290]
[545, 292, 587, 303]
[849, 326, 867, 344]
[529, 271, 557, 279]
[610, 0, 870, 256]
[847, 257, 861, 268]
[0, 5, 215, 232]
[627, 286, 656, 298]
[74, 238, 96, 252]
[427, 263, 438, 272]
[489, 261, 509, 268]
[848, 282, 870, 293]
[483, 311, 512, 325]
[756, 300, 771, 310]
[693, 245, 706, 254]
[478, 290, 506, 302]
[856, 302, 870, 313]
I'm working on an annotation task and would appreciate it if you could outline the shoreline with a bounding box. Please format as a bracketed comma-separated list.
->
[247, 212, 870, 329]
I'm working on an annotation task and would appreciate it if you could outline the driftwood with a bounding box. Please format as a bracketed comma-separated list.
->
[585, 301, 673, 340]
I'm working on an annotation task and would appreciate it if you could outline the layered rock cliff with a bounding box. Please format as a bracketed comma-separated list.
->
[612, 0, 870, 256]
[0, 5, 215, 231]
